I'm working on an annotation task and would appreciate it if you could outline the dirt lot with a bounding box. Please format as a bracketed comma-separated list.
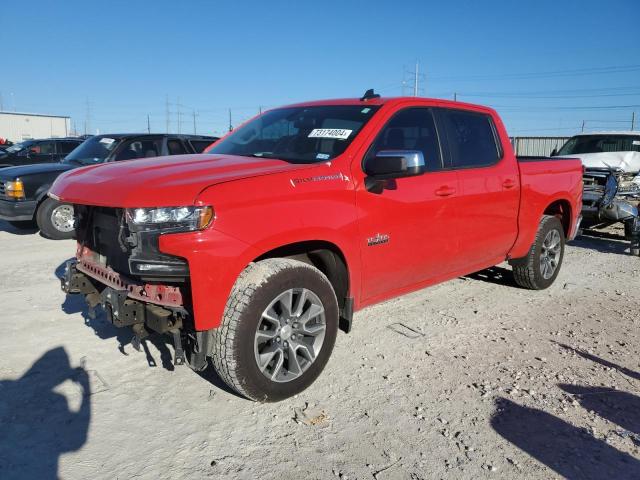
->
[1, 220, 639, 480]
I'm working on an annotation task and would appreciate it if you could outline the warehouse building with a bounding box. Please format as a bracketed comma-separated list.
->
[0, 111, 71, 142]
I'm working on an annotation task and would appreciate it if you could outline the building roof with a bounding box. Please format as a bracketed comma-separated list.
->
[0, 111, 70, 119]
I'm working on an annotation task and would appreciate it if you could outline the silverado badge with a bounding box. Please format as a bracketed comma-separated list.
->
[367, 233, 390, 246]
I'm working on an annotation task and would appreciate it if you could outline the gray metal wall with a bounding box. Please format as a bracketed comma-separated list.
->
[0, 112, 70, 142]
[510, 136, 570, 157]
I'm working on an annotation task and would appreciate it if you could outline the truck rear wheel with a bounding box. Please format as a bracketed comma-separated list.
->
[510, 215, 565, 290]
[36, 198, 75, 240]
[211, 258, 339, 402]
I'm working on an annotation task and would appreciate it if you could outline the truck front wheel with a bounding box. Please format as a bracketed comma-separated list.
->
[211, 258, 339, 402]
[36, 198, 75, 240]
[510, 215, 565, 290]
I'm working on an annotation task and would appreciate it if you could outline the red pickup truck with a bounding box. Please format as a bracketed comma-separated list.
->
[54, 92, 582, 402]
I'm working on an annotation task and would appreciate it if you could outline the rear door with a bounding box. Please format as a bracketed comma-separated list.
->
[435, 108, 519, 270]
[356, 107, 460, 302]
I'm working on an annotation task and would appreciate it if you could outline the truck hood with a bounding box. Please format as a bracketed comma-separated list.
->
[50, 154, 313, 207]
[0, 162, 74, 180]
[558, 151, 640, 173]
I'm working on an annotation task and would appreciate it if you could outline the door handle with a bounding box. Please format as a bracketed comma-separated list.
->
[435, 186, 456, 197]
[502, 179, 516, 189]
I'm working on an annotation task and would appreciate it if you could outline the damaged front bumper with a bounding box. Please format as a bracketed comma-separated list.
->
[582, 168, 640, 255]
[60, 257, 208, 369]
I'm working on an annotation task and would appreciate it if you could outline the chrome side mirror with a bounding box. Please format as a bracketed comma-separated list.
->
[364, 150, 426, 180]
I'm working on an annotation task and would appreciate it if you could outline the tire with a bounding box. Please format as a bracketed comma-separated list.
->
[510, 215, 565, 290]
[211, 258, 339, 402]
[36, 198, 75, 240]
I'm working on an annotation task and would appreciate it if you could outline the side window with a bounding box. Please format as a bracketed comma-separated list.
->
[439, 109, 500, 168]
[115, 138, 163, 161]
[167, 139, 188, 155]
[365, 108, 442, 171]
[33, 141, 54, 155]
[189, 140, 215, 153]
[59, 141, 80, 155]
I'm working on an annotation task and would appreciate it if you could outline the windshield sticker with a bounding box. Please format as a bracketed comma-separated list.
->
[308, 128, 353, 140]
[316, 153, 330, 160]
[99, 138, 116, 146]
[361, 108, 371, 114]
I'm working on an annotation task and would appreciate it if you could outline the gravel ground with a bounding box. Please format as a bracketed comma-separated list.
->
[1, 220, 639, 480]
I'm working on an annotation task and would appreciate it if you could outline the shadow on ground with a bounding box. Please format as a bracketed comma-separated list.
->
[0, 219, 38, 235]
[0, 347, 91, 479]
[492, 349, 640, 479]
[54, 259, 241, 397]
[554, 342, 640, 381]
[569, 232, 631, 255]
[465, 265, 520, 288]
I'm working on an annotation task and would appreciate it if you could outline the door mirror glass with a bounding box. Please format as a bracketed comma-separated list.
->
[364, 150, 426, 179]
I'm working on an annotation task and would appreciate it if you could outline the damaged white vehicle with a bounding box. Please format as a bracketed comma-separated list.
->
[553, 132, 640, 255]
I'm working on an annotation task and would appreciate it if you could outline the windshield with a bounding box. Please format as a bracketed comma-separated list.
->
[5, 140, 35, 154]
[64, 136, 119, 165]
[558, 135, 640, 155]
[206, 105, 380, 163]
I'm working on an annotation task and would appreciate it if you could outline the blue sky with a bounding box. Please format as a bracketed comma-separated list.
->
[2, 0, 639, 137]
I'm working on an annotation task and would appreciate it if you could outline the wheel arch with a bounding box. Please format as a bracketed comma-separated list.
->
[253, 240, 352, 332]
[543, 199, 572, 237]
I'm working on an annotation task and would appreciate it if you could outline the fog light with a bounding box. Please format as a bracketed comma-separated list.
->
[137, 263, 174, 271]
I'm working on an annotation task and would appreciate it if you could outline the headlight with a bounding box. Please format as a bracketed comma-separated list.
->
[4, 179, 25, 200]
[125, 206, 214, 231]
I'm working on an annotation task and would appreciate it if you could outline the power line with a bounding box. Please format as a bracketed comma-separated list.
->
[457, 92, 640, 100]
[429, 64, 640, 82]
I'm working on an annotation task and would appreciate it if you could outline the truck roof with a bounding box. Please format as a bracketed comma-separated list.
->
[573, 131, 639, 136]
[283, 96, 495, 113]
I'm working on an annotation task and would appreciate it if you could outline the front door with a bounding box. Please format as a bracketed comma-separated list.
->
[355, 107, 460, 303]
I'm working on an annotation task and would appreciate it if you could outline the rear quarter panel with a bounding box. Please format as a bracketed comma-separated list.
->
[509, 158, 583, 259]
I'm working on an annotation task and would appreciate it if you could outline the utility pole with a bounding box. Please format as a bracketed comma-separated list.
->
[632, 112, 636, 131]
[413, 61, 419, 97]
[259, 105, 263, 114]
[581, 120, 585, 132]
[147, 114, 151, 133]
[85, 98, 92, 135]
[453, 92, 457, 101]
[165, 95, 170, 133]
[176, 97, 182, 134]
[192, 110, 197, 134]
[228, 108, 233, 132]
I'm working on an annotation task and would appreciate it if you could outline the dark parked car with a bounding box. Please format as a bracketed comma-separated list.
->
[0, 133, 218, 239]
[0, 138, 83, 167]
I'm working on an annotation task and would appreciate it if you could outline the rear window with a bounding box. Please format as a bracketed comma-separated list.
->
[58, 141, 81, 155]
[167, 139, 188, 155]
[189, 139, 215, 153]
[439, 109, 500, 168]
